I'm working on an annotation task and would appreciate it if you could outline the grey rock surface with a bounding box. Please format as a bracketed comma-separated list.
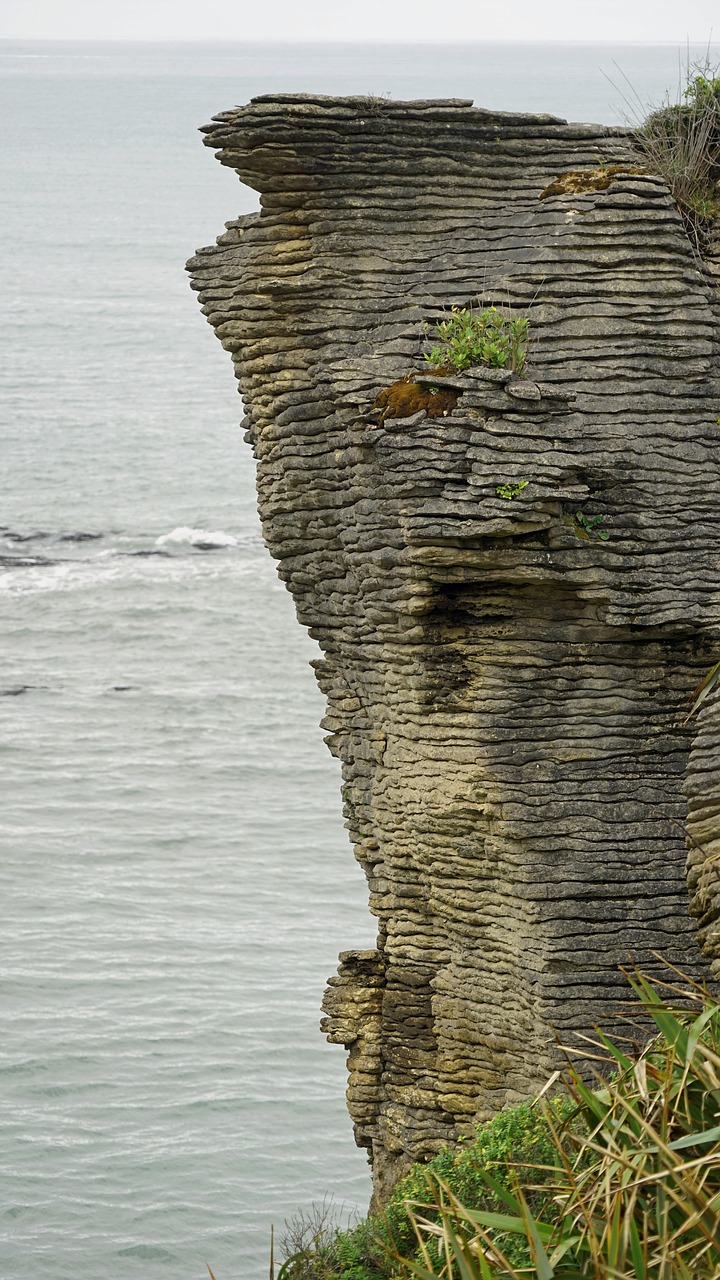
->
[686, 690, 720, 975]
[188, 95, 720, 1203]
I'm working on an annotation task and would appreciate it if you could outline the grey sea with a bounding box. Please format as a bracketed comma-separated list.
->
[1, 37, 715, 1280]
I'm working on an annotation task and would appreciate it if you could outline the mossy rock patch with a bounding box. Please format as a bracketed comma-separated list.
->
[540, 165, 646, 199]
[373, 379, 459, 424]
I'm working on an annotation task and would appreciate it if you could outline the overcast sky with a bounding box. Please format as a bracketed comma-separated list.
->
[0, 0, 717, 43]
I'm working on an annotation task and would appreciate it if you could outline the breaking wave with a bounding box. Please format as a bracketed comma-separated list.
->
[155, 526, 239, 550]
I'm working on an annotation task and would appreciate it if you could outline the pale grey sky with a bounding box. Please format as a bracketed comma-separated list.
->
[0, 0, 716, 43]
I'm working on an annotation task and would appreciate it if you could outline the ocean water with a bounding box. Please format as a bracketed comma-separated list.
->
[0, 37, 716, 1280]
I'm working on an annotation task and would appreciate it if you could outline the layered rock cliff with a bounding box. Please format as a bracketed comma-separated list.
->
[188, 95, 720, 1202]
[687, 691, 720, 973]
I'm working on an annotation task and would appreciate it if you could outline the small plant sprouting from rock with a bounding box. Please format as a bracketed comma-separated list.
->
[361, 91, 392, 114]
[684, 657, 720, 722]
[278, 1197, 356, 1280]
[424, 306, 529, 376]
[496, 481, 529, 500]
[575, 510, 609, 541]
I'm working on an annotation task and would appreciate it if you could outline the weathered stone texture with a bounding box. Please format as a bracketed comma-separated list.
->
[188, 95, 720, 1201]
[687, 692, 720, 974]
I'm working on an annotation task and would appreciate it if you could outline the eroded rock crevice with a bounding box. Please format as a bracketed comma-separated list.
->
[188, 95, 720, 1200]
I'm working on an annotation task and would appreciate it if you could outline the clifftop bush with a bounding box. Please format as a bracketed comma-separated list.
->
[638, 63, 720, 242]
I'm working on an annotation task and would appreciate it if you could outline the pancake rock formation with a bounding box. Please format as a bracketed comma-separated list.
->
[188, 95, 720, 1203]
[687, 689, 720, 977]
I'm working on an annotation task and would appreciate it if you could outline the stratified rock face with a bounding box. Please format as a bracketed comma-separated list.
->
[188, 95, 720, 1201]
[687, 692, 720, 974]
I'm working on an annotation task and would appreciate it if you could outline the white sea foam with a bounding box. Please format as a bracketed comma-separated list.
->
[0, 552, 259, 597]
[155, 526, 239, 549]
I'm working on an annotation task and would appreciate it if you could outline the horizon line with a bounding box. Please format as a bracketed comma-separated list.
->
[0, 35, 716, 47]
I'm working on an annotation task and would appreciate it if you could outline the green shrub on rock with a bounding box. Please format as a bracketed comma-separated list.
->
[424, 307, 529, 376]
[280, 971, 720, 1280]
[278, 1095, 573, 1279]
[389, 970, 720, 1279]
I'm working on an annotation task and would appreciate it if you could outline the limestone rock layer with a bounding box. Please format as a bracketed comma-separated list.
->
[188, 95, 720, 1201]
[687, 691, 720, 974]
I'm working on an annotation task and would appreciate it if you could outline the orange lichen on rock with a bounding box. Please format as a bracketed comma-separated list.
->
[539, 165, 647, 200]
[373, 379, 459, 425]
